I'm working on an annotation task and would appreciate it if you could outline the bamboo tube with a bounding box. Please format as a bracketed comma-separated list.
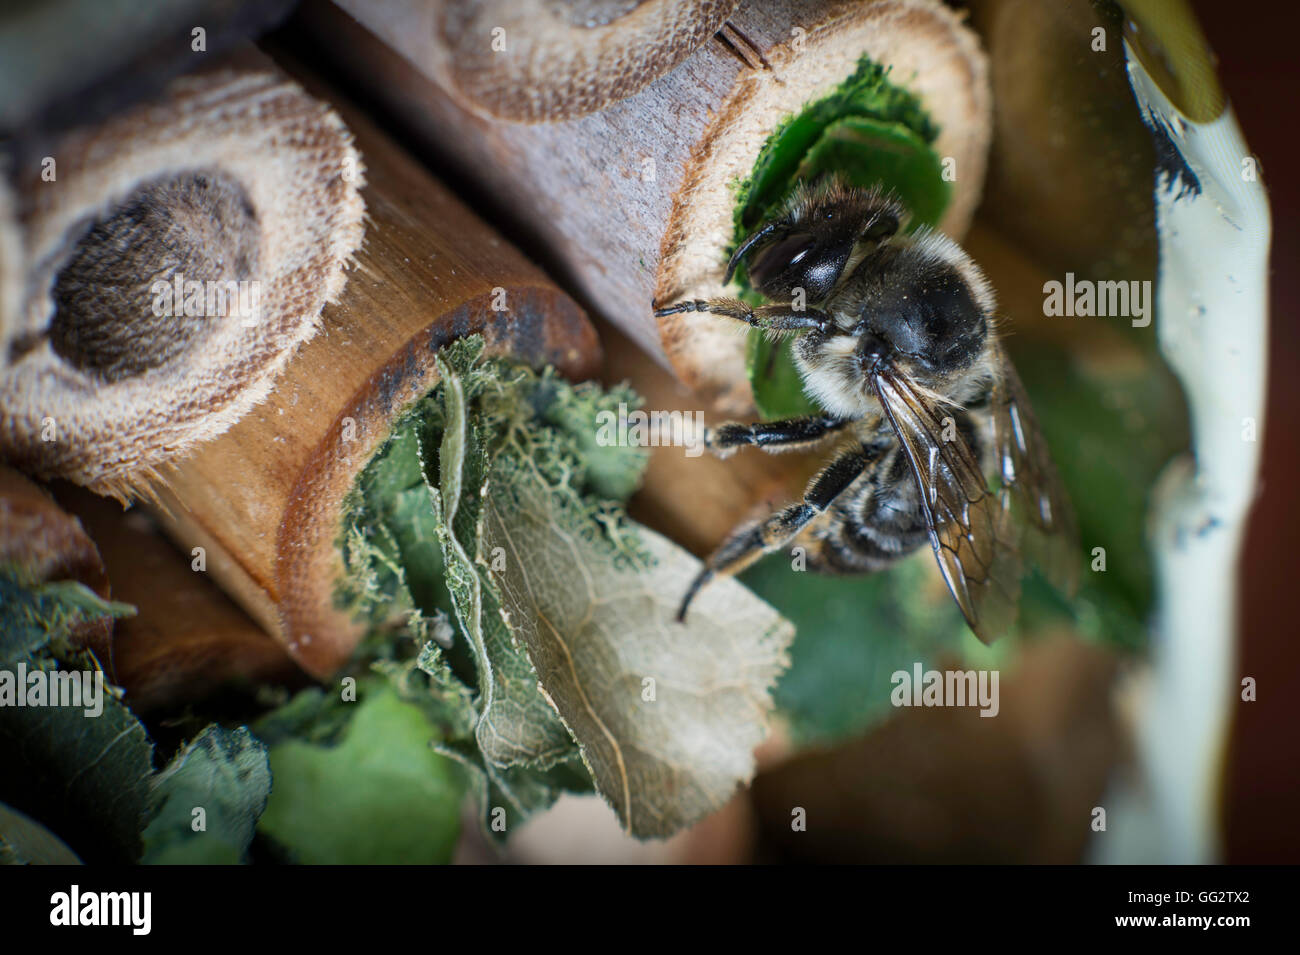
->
[149, 60, 600, 679]
[334, 0, 741, 122]
[300, 0, 991, 413]
[0, 49, 365, 499]
[0, 464, 295, 709]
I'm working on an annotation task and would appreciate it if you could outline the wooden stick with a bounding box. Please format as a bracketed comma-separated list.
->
[299, 0, 991, 414]
[149, 59, 601, 678]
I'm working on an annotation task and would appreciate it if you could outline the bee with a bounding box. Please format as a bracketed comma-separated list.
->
[655, 177, 1078, 642]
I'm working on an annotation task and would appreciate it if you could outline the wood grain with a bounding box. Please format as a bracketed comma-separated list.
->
[1, 49, 366, 499]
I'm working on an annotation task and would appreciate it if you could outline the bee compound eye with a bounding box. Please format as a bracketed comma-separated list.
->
[750, 233, 816, 289]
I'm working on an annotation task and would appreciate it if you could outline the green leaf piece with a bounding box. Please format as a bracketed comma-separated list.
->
[735, 58, 941, 236]
[731, 56, 951, 422]
[429, 352, 578, 769]
[0, 654, 153, 863]
[745, 327, 821, 420]
[796, 116, 949, 227]
[0, 575, 134, 663]
[743, 553, 973, 746]
[141, 725, 270, 865]
[249, 686, 354, 748]
[536, 376, 648, 502]
[336, 336, 794, 840]
[372, 633, 478, 743]
[1009, 341, 1189, 650]
[256, 683, 465, 864]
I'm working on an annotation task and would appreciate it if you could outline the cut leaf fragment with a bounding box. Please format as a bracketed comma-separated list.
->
[485, 449, 793, 837]
[338, 336, 794, 840]
[256, 683, 466, 865]
[142, 725, 270, 865]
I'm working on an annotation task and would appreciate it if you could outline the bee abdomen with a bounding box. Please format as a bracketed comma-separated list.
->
[801, 442, 934, 574]
[802, 525, 911, 574]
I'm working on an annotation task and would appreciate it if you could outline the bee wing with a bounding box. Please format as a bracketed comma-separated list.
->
[873, 366, 1023, 643]
[988, 345, 1080, 599]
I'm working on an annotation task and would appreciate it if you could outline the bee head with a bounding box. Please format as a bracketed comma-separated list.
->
[726, 182, 901, 303]
[790, 230, 996, 419]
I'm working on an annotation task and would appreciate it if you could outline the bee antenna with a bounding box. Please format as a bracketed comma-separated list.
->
[724, 221, 781, 285]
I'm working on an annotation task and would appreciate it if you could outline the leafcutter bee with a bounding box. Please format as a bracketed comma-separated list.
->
[655, 176, 1078, 641]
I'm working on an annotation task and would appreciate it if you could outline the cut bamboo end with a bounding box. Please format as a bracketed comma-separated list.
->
[150, 64, 601, 678]
[270, 287, 597, 677]
[0, 50, 365, 500]
[335, 0, 740, 122]
[656, 0, 992, 409]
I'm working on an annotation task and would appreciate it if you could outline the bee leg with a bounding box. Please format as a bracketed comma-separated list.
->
[708, 414, 852, 456]
[654, 298, 831, 334]
[677, 445, 868, 621]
